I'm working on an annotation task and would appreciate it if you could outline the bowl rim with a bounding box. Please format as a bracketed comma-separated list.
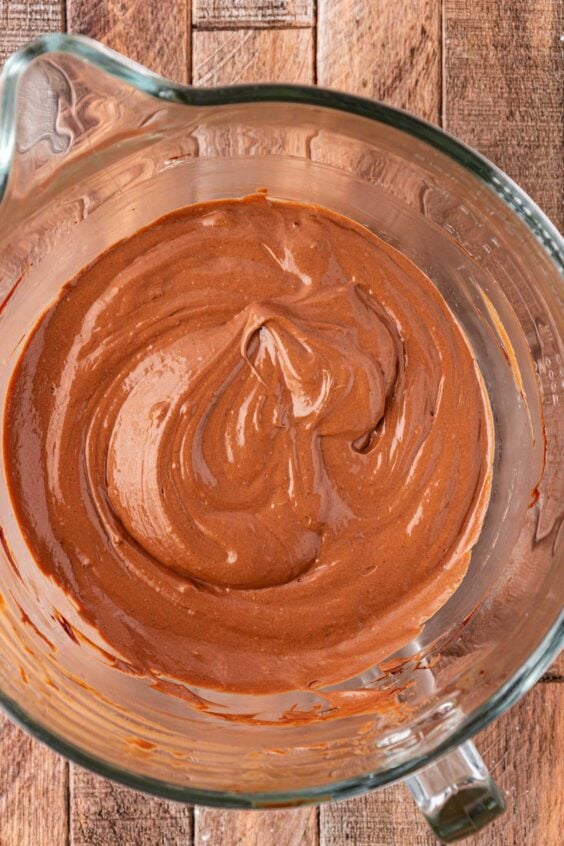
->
[0, 33, 562, 808]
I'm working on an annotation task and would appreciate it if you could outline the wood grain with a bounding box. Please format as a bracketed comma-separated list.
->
[67, 0, 190, 81]
[321, 681, 563, 846]
[194, 806, 318, 846]
[70, 768, 192, 846]
[0, 713, 68, 846]
[193, 0, 313, 29]
[317, 0, 442, 124]
[62, 0, 192, 841]
[193, 27, 314, 85]
[321, 788, 435, 846]
[192, 17, 315, 843]
[444, 0, 563, 227]
[0, 0, 69, 836]
[476, 682, 563, 846]
[0, 3, 562, 845]
[0, 0, 64, 67]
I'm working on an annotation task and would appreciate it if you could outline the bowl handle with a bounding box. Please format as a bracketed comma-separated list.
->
[405, 739, 505, 842]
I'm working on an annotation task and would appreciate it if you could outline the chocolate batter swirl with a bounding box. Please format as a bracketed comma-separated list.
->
[4, 195, 492, 693]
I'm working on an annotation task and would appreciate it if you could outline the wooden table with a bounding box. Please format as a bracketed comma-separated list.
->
[0, 2, 562, 844]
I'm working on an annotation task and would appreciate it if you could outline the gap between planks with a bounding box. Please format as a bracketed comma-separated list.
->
[192, 0, 315, 30]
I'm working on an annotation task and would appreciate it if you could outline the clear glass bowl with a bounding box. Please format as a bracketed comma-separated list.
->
[0, 34, 562, 842]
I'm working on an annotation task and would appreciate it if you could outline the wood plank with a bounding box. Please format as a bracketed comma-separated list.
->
[0, 713, 68, 846]
[192, 19, 316, 845]
[193, 0, 314, 29]
[61, 0, 192, 841]
[194, 806, 318, 846]
[444, 0, 563, 227]
[70, 767, 192, 846]
[317, 0, 442, 124]
[0, 1, 69, 840]
[193, 27, 314, 85]
[321, 775, 435, 846]
[67, 0, 190, 82]
[0, 0, 64, 67]
[320, 681, 563, 846]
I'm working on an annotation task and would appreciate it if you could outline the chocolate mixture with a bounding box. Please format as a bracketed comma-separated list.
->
[3, 195, 492, 693]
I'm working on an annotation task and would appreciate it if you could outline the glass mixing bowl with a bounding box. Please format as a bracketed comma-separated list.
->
[0, 35, 562, 843]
